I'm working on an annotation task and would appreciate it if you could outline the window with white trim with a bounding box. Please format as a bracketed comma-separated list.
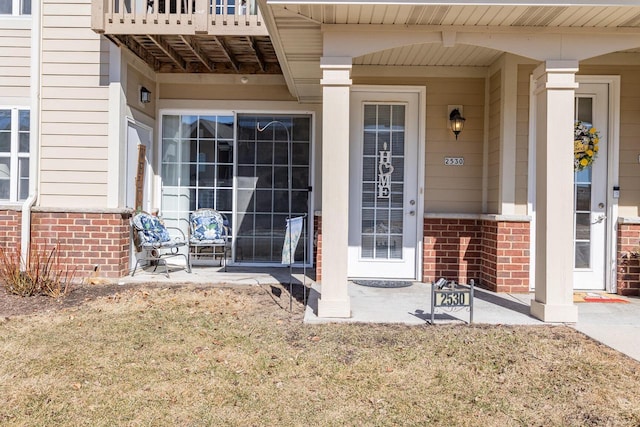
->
[0, 0, 30, 15]
[0, 108, 30, 201]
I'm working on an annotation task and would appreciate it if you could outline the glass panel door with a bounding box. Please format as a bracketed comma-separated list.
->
[574, 97, 593, 269]
[235, 114, 311, 264]
[573, 83, 608, 290]
[161, 114, 235, 237]
[360, 104, 405, 260]
[348, 90, 420, 279]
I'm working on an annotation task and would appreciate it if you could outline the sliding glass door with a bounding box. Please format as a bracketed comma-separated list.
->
[160, 112, 311, 265]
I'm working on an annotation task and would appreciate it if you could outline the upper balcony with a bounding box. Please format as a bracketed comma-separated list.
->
[93, 0, 267, 36]
[92, 0, 279, 74]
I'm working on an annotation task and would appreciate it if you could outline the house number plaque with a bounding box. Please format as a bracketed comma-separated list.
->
[377, 142, 394, 198]
[444, 157, 464, 166]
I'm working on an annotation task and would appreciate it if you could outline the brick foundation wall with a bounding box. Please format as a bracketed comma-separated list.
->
[315, 214, 322, 282]
[0, 208, 22, 248]
[0, 209, 132, 280]
[617, 222, 640, 297]
[422, 218, 482, 285]
[480, 220, 530, 293]
[423, 217, 530, 293]
[31, 211, 132, 279]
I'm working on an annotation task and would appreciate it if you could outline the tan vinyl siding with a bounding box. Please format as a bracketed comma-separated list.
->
[515, 64, 536, 215]
[0, 27, 31, 99]
[487, 70, 501, 214]
[159, 83, 296, 101]
[39, 0, 110, 208]
[126, 65, 157, 118]
[353, 75, 485, 214]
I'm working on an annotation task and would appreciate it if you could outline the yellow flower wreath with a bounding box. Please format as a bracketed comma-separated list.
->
[574, 121, 599, 172]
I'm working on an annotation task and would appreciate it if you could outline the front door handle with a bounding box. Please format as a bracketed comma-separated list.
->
[592, 214, 606, 224]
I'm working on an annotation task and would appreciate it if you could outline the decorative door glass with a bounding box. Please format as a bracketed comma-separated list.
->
[574, 97, 593, 269]
[360, 104, 405, 260]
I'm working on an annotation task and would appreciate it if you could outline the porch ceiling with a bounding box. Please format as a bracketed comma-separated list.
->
[106, 34, 282, 74]
[261, 2, 640, 102]
[269, 4, 640, 27]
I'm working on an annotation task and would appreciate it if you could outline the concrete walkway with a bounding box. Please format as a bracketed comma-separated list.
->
[120, 266, 640, 362]
[304, 282, 640, 362]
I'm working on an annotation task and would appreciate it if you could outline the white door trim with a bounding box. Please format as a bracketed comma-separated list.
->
[349, 85, 426, 281]
[527, 75, 620, 292]
[125, 117, 154, 213]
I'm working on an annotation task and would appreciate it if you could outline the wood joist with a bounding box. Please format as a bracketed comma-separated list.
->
[108, 34, 281, 74]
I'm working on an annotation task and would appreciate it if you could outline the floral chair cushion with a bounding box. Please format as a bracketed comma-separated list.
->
[189, 210, 227, 244]
[133, 213, 171, 245]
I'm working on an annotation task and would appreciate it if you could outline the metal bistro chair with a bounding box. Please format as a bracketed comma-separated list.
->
[131, 211, 191, 277]
[188, 208, 230, 271]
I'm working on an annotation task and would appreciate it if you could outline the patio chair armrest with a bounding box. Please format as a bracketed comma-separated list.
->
[166, 226, 187, 241]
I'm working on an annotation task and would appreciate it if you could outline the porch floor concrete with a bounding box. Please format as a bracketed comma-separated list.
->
[119, 265, 640, 362]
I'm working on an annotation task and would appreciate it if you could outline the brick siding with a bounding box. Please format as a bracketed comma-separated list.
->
[422, 218, 482, 285]
[423, 217, 530, 292]
[314, 214, 321, 282]
[617, 222, 640, 297]
[0, 209, 22, 248]
[479, 220, 530, 293]
[0, 209, 132, 280]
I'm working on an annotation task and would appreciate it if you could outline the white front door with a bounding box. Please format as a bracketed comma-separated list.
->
[573, 83, 608, 290]
[347, 89, 420, 279]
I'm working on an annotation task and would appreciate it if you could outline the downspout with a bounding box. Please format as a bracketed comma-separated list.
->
[21, 0, 41, 270]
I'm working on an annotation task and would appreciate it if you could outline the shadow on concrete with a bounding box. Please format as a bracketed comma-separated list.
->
[472, 287, 532, 317]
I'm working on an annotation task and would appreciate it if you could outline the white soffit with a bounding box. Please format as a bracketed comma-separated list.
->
[275, 4, 640, 27]
[354, 43, 503, 66]
[265, 2, 640, 102]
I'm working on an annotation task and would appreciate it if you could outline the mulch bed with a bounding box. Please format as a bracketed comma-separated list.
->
[0, 283, 144, 318]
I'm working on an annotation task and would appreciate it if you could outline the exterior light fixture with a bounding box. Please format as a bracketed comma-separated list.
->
[449, 107, 465, 140]
[140, 86, 151, 104]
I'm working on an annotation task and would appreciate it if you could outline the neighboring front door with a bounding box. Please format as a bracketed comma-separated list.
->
[573, 83, 608, 290]
[348, 89, 420, 279]
[126, 120, 152, 212]
[126, 120, 153, 269]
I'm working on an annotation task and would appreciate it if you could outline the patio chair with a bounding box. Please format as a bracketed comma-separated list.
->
[188, 208, 230, 271]
[131, 211, 191, 277]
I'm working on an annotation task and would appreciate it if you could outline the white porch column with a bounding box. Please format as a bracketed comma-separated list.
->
[530, 61, 579, 323]
[318, 57, 352, 318]
[499, 54, 518, 214]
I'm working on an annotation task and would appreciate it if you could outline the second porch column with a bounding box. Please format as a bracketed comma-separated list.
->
[530, 61, 579, 323]
[318, 57, 352, 318]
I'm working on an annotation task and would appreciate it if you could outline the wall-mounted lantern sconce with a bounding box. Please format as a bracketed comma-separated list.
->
[449, 107, 465, 140]
[140, 86, 152, 104]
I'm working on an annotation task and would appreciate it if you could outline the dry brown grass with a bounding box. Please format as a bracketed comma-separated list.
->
[0, 284, 639, 426]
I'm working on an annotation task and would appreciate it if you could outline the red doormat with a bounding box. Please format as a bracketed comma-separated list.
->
[574, 292, 629, 303]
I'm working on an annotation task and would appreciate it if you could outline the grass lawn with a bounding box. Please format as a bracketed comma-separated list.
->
[1, 284, 639, 426]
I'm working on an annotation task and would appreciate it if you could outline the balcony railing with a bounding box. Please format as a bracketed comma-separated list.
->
[92, 0, 267, 36]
